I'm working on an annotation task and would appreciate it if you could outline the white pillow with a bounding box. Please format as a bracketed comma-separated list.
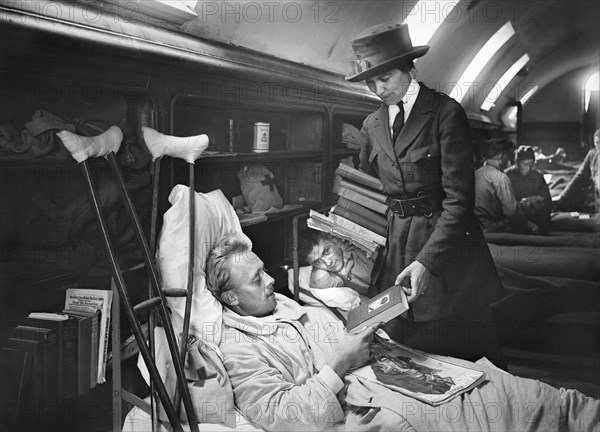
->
[156, 184, 250, 346]
[287, 266, 361, 312]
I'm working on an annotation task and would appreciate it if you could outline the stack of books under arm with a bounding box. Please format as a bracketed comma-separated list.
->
[308, 163, 388, 257]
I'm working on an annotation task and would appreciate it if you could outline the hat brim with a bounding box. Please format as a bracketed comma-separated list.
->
[345, 46, 430, 82]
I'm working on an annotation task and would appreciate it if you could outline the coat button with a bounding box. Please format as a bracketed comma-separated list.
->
[426, 152, 432, 159]
[465, 230, 471, 236]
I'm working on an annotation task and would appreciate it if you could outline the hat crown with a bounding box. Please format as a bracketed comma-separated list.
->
[346, 22, 429, 82]
[352, 23, 413, 60]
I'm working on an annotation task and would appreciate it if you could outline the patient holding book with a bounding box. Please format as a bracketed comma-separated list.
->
[207, 233, 600, 432]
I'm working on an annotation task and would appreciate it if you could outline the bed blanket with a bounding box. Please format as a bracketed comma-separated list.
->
[488, 245, 600, 281]
[484, 231, 600, 248]
[344, 362, 600, 431]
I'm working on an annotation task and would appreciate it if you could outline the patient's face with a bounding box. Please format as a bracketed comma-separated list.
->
[228, 251, 276, 317]
[518, 159, 535, 176]
[307, 239, 344, 273]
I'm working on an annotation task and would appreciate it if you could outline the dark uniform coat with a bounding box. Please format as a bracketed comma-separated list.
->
[359, 84, 503, 323]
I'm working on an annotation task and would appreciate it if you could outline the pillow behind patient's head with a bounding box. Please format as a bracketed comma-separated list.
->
[156, 184, 250, 346]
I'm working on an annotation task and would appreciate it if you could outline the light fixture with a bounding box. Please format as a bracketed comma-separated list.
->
[481, 53, 530, 111]
[449, 21, 515, 102]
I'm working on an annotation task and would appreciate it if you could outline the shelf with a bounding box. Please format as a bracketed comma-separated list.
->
[332, 148, 360, 157]
[240, 201, 320, 229]
[195, 150, 322, 163]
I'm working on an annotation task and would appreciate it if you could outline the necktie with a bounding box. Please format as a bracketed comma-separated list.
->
[392, 102, 405, 142]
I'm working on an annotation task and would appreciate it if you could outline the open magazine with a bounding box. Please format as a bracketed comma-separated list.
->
[350, 335, 486, 406]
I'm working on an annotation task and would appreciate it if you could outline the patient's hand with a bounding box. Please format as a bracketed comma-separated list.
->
[339, 256, 354, 277]
[328, 323, 380, 378]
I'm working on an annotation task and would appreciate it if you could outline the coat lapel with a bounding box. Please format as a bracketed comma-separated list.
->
[370, 105, 397, 163]
[394, 84, 435, 157]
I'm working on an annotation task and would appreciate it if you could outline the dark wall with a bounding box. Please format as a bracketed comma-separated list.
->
[520, 66, 597, 159]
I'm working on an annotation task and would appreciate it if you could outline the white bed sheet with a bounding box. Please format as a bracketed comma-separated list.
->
[122, 403, 264, 432]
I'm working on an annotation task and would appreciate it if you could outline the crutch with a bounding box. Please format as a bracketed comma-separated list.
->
[56, 126, 201, 432]
[141, 126, 209, 423]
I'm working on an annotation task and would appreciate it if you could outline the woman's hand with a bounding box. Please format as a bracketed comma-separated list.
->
[395, 260, 432, 303]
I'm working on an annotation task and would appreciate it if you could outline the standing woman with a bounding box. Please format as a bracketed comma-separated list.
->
[346, 23, 506, 367]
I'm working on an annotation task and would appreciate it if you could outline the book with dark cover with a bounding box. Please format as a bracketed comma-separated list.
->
[11, 325, 58, 404]
[23, 316, 78, 402]
[338, 187, 389, 215]
[336, 197, 388, 227]
[6, 337, 46, 408]
[339, 178, 388, 204]
[0, 347, 31, 423]
[346, 285, 409, 331]
[336, 163, 385, 192]
[63, 311, 97, 395]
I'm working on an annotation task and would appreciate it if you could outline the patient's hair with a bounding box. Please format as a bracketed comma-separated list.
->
[298, 231, 322, 266]
[298, 231, 345, 267]
[206, 233, 251, 299]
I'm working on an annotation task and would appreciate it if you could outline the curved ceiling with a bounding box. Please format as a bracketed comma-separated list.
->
[182, 0, 599, 122]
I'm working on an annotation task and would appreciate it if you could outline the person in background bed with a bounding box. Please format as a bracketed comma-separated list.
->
[505, 145, 552, 233]
[475, 138, 538, 234]
[298, 231, 373, 295]
[345, 22, 506, 368]
[554, 128, 600, 214]
[206, 233, 600, 432]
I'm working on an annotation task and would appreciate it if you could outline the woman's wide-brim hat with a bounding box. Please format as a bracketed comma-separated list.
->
[346, 23, 429, 82]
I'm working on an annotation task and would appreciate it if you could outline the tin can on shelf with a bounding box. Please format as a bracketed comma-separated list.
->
[253, 122, 270, 152]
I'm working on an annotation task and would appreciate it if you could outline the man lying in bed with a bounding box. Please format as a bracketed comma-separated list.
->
[206, 233, 600, 432]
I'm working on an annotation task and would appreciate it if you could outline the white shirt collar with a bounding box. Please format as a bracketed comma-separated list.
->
[388, 79, 420, 130]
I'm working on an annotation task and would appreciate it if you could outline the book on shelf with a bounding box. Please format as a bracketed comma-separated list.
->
[327, 213, 386, 247]
[346, 284, 409, 331]
[64, 288, 113, 385]
[339, 178, 388, 204]
[330, 204, 387, 237]
[22, 314, 78, 402]
[10, 325, 59, 404]
[350, 335, 486, 406]
[6, 334, 47, 408]
[307, 210, 379, 256]
[338, 186, 389, 215]
[0, 347, 31, 423]
[63, 310, 100, 395]
[336, 163, 384, 193]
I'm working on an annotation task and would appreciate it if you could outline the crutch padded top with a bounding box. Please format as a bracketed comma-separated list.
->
[142, 127, 209, 163]
[57, 126, 123, 163]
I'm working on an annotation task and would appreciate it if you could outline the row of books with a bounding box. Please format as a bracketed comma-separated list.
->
[0, 288, 112, 422]
[308, 163, 389, 256]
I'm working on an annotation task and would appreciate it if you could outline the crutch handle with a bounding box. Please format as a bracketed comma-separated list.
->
[142, 126, 209, 164]
[56, 126, 123, 163]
